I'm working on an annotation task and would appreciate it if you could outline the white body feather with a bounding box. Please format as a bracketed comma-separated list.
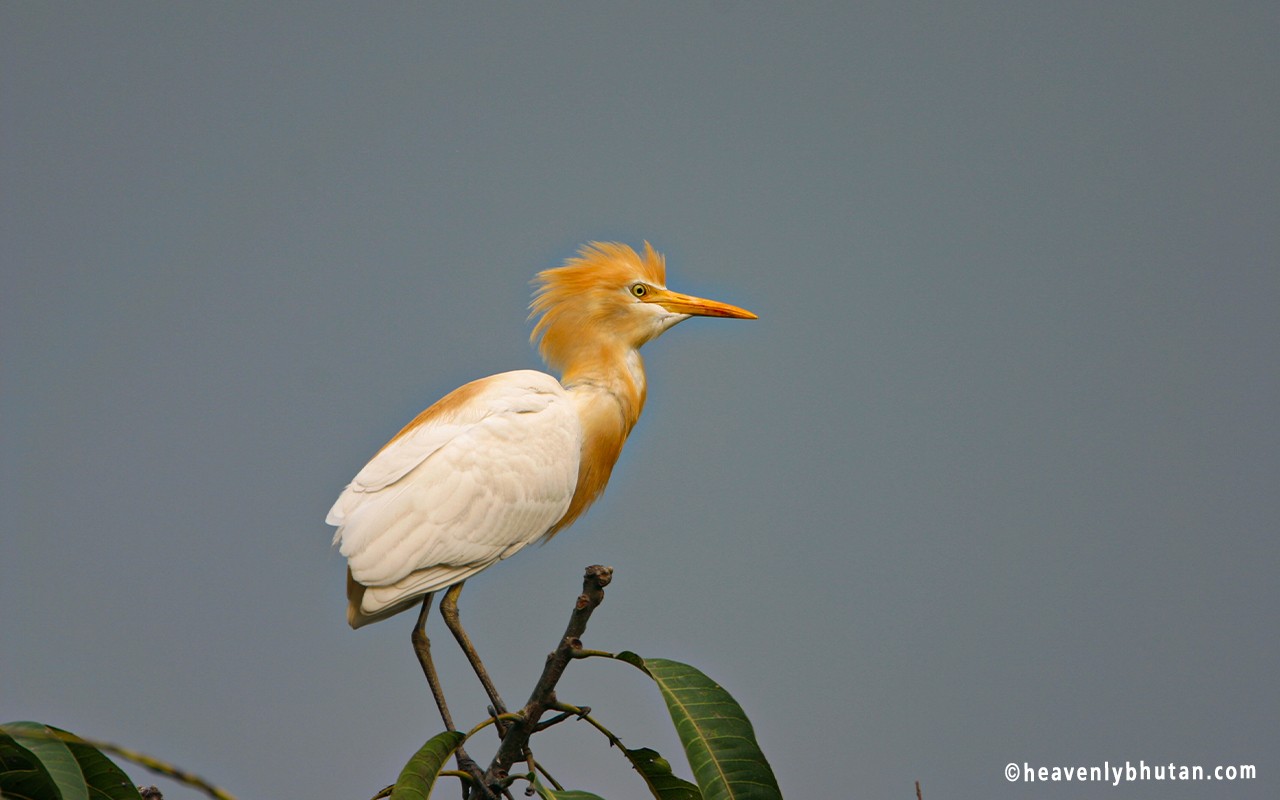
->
[328, 370, 582, 625]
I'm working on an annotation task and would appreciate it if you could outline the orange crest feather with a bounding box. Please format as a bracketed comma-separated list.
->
[530, 242, 666, 371]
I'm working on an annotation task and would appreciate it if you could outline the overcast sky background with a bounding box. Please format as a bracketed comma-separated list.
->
[2, 4, 1277, 799]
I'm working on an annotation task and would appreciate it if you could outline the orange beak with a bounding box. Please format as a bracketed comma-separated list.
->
[647, 288, 757, 319]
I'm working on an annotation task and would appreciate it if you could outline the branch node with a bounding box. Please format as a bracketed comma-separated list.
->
[584, 564, 613, 587]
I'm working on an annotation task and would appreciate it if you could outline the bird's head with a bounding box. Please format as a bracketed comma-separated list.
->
[530, 242, 756, 374]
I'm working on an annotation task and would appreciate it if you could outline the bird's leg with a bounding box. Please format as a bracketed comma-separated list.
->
[411, 594, 487, 798]
[411, 593, 456, 730]
[438, 581, 511, 737]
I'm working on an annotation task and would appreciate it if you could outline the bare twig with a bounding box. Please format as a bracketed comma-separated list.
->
[476, 565, 613, 795]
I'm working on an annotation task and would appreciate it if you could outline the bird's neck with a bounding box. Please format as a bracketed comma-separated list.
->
[547, 346, 648, 536]
[561, 345, 648, 421]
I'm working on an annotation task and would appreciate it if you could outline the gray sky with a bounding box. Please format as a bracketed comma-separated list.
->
[3, 4, 1276, 799]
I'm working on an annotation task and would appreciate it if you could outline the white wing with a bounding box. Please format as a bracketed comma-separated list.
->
[328, 369, 581, 626]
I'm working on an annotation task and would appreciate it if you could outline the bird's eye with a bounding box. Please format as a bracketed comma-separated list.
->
[630, 283, 648, 298]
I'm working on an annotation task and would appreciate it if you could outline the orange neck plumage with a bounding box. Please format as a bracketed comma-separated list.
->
[531, 244, 666, 536]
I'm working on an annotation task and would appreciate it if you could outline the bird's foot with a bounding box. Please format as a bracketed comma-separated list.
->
[455, 753, 497, 800]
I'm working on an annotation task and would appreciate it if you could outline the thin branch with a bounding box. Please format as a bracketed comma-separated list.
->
[476, 565, 613, 795]
[554, 704, 625, 751]
[531, 759, 563, 792]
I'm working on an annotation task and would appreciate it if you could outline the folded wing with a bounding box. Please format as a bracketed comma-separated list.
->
[328, 369, 582, 627]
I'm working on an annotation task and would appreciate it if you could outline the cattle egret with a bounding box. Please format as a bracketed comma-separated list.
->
[327, 242, 755, 734]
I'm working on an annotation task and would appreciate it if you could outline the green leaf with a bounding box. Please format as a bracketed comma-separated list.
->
[613, 655, 782, 800]
[531, 776, 608, 799]
[54, 727, 143, 800]
[1, 728, 58, 800]
[389, 730, 466, 800]
[622, 748, 702, 800]
[1, 721, 88, 800]
[0, 723, 143, 800]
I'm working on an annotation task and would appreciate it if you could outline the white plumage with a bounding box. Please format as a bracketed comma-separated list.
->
[328, 370, 581, 626]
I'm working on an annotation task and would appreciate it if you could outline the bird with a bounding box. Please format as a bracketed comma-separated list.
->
[326, 241, 755, 735]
